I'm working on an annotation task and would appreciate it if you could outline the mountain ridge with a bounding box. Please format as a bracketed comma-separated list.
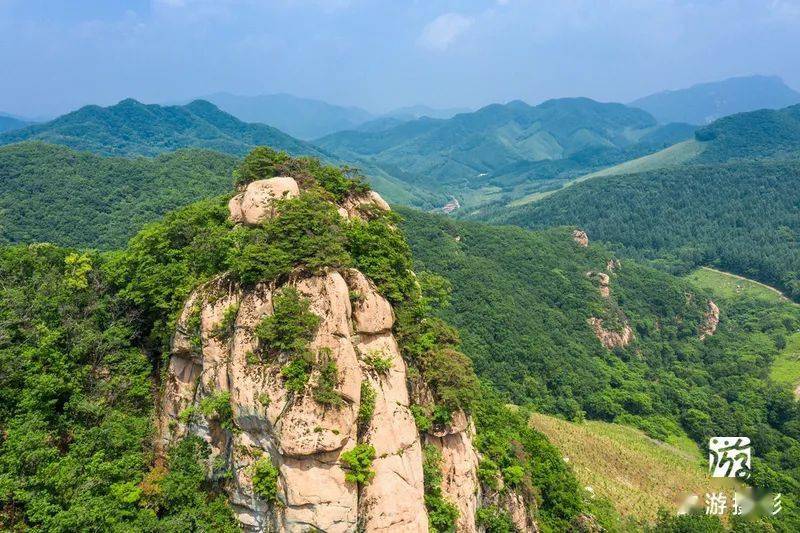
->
[0, 98, 330, 159]
[630, 74, 800, 125]
[317, 97, 695, 210]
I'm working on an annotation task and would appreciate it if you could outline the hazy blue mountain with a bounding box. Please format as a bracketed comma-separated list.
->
[630, 75, 800, 125]
[0, 98, 330, 158]
[317, 97, 694, 209]
[383, 104, 471, 120]
[0, 114, 31, 133]
[200, 92, 373, 139]
[352, 116, 408, 133]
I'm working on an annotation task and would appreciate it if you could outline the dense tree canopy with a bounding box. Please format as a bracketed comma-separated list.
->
[0, 142, 237, 249]
[400, 207, 800, 530]
[495, 160, 800, 301]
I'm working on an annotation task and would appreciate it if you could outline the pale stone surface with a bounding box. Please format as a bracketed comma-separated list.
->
[229, 177, 300, 225]
[158, 268, 433, 532]
[426, 424, 481, 533]
[587, 271, 611, 298]
[699, 300, 720, 340]
[587, 317, 634, 349]
[279, 449, 357, 533]
[345, 269, 394, 334]
[572, 229, 589, 247]
[359, 333, 427, 532]
[341, 190, 391, 219]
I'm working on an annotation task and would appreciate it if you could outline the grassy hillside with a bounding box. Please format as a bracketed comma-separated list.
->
[0, 142, 237, 249]
[318, 98, 694, 210]
[495, 160, 800, 301]
[530, 413, 737, 521]
[630, 75, 800, 125]
[0, 99, 330, 159]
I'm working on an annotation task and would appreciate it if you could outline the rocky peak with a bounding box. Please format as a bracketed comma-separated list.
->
[155, 178, 530, 532]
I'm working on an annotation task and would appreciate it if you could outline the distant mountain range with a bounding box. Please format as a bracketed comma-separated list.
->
[490, 103, 800, 301]
[381, 104, 471, 121]
[201, 92, 373, 140]
[317, 97, 695, 209]
[551, 102, 800, 183]
[199, 92, 470, 140]
[0, 99, 329, 159]
[630, 75, 800, 125]
[0, 114, 31, 133]
[8, 79, 797, 212]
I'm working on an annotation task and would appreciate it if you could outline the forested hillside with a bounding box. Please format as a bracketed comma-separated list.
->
[400, 207, 800, 529]
[493, 160, 800, 301]
[0, 142, 237, 249]
[0, 150, 616, 532]
[0, 99, 329, 159]
[318, 98, 694, 209]
[694, 103, 800, 162]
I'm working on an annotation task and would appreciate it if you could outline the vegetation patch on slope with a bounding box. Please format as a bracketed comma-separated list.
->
[530, 413, 736, 522]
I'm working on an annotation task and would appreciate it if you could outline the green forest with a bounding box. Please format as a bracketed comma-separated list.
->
[0, 99, 328, 159]
[0, 142, 236, 249]
[0, 150, 611, 532]
[495, 160, 800, 301]
[401, 207, 800, 530]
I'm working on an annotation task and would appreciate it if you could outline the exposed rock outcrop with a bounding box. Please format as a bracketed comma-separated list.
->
[159, 268, 427, 532]
[425, 418, 481, 533]
[157, 183, 531, 532]
[699, 300, 720, 340]
[339, 190, 391, 219]
[229, 177, 300, 225]
[572, 229, 589, 247]
[588, 317, 634, 350]
[587, 271, 611, 298]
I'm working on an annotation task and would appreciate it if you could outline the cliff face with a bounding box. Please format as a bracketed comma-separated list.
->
[156, 178, 518, 532]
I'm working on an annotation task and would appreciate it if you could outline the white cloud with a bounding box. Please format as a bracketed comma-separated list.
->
[418, 12, 473, 51]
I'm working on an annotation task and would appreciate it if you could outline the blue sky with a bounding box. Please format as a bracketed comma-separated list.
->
[1, 0, 800, 118]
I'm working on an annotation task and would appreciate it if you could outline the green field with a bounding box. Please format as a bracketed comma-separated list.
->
[573, 138, 706, 182]
[507, 139, 706, 207]
[530, 413, 737, 521]
[686, 266, 789, 303]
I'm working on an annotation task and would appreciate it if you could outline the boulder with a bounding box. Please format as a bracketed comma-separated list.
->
[572, 229, 589, 247]
[229, 177, 300, 225]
